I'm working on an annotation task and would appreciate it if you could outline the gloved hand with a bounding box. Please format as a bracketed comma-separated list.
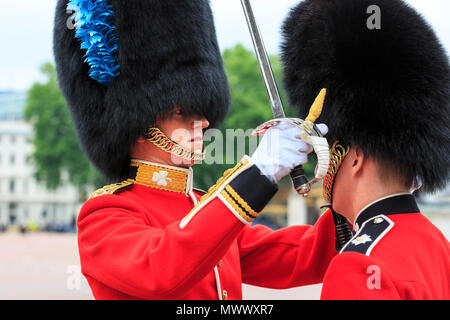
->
[251, 121, 328, 184]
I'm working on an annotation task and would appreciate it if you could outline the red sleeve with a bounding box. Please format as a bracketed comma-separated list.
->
[238, 209, 337, 288]
[78, 156, 278, 299]
[320, 252, 401, 299]
[78, 195, 244, 299]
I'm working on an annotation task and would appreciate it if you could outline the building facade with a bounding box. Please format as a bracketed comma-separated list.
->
[0, 91, 81, 231]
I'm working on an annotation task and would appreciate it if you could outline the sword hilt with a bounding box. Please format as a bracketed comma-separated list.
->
[252, 118, 328, 197]
[290, 165, 311, 197]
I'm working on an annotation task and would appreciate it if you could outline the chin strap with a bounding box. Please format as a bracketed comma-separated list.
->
[331, 208, 354, 251]
[321, 203, 354, 251]
[144, 128, 205, 162]
[321, 141, 354, 251]
[323, 141, 350, 203]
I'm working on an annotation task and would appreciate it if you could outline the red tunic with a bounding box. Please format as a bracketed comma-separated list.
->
[321, 193, 450, 300]
[78, 157, 337, 299]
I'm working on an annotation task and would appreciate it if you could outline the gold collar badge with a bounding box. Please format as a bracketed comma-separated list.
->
[130, 160, 194, 194]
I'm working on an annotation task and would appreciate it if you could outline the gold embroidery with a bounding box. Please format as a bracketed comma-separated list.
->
[323, 141, 350, 203]
[130, 161, 189, 194]
[198, 158, 250, 203]
[89, 179, 135, 199]
[180, 157, 251, 226]
[220, 189, 256, 223]
[224, 185, 258, 218]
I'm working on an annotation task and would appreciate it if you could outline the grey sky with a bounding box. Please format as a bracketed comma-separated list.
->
[0, 0, 449, 90]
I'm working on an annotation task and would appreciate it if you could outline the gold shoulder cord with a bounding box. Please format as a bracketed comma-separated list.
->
[323, 141, 350, 203]
[145, 128, 205, 162]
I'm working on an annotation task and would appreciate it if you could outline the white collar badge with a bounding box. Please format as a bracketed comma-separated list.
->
[152, 170, 172, 187]
[351, 234, 372, 246]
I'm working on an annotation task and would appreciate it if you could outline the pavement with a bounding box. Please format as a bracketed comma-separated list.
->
[0, 232, 93, 300]
[0, 232, 321, 300]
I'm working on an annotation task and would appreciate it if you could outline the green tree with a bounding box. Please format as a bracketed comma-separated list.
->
[24, 62, 104, 197]
[221, 44, 296, 129]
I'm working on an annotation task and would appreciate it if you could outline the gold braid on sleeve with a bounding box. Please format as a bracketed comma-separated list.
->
[323, 141, 350, 203]
[145, 128, 205, 162]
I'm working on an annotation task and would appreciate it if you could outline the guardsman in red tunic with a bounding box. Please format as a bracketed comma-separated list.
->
[281, 0, 450, 299]
[53, 0, 337, 299]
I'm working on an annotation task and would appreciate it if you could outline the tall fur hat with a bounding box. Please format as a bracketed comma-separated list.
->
[281, 0, 450, 192]
[53, 0, 230, 181]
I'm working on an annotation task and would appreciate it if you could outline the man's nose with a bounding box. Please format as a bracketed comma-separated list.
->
[192, 117, 210, 130]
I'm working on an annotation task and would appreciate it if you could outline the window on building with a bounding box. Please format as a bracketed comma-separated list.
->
[23, 179, 28, 194]
[9, 203, 17, 224]
[9, 180, 15, 193]
[10, 154, 15, 165]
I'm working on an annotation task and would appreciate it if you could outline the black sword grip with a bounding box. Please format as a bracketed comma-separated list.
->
[289, 165, 309, 193]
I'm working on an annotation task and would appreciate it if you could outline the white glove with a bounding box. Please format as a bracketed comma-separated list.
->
[251, 121, 328, 184]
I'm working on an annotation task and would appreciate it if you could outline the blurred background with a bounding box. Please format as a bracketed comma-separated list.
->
[0, 0, 449, 300]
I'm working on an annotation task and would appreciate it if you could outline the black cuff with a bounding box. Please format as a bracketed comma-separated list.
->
[228, 164, 279, 213]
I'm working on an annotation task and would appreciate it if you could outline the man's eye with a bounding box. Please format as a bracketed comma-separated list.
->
[174, 106, 183, 116]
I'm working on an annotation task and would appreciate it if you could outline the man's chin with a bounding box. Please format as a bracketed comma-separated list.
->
[170, 156, 196, 168]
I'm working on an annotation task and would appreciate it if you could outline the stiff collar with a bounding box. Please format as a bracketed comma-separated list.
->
[353, 193, 420, 232]
[128, 159, 194, 195]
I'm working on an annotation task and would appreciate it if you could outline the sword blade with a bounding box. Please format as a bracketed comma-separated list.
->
[240, 0, 286, 119]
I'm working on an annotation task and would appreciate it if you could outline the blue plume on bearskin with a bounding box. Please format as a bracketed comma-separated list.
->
[67, 0, 119, 86]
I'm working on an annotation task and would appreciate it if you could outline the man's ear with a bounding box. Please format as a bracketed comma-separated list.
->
[350, 146, 365, 177]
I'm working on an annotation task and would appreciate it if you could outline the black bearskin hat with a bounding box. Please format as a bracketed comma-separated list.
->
[281, 0, 450, 192]
[53, 0, 230, 181]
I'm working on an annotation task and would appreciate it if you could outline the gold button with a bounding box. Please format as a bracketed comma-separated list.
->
[222, 290, 228, 300]
[218, 260, 223, 267]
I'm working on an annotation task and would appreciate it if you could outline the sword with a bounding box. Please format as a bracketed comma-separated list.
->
[240, 0, 316, 196]
[240, 0, 353, 250]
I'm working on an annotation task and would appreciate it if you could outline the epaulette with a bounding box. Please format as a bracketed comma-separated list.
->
[88, 179, 135, 200]
[341, 215, 394, 256]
